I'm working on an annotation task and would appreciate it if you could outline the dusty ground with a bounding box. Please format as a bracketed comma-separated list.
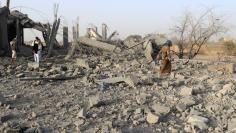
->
[0, 53, 236, 133]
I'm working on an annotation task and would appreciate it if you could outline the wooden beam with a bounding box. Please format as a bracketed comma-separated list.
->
[19, 76, 78, 81]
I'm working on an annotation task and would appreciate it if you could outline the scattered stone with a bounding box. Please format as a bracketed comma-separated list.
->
[135, 108, 142, 114]
[16, 73, 25, 78]
[0, 93, 5, 105]
[0, 113, 15, 123]
[218, 83, 235, 95]
[180, 86, 193, 96]
[146, 112, 159, 124]
[77, 108, 86, 119]
[228, 117, 236, 132]
[175, 74, 186, 80]
[187, 115, 209, 131]
[28, 62, 39, 70]
[151, 104, 170, 116]
[89, 95, 100, 108]
[31, 112, 37, 118]
[75, 58, 90, 69]
[176, 103, 186, 112]
[179, 96, 196, 107]
[136, 93, 147, 105]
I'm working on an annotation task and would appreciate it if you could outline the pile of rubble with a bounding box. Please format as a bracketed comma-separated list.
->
[0, 52, 236, 133]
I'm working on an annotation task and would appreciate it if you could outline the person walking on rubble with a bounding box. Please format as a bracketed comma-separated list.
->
[156, 40, 172, 75]
[10, 37, 17, 63]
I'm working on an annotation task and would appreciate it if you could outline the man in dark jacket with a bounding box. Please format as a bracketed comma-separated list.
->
[33, 37, 39, 63]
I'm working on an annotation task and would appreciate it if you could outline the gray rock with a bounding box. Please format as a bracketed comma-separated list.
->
[0, 113, 15, 123]
[187, 115, 209, 131]
[136, 93, 147, 105]
[228, 117, 236, 132]
[176, 103, 186, 112]
[77, 108, 86, 119]
[28, 62, 39, 70]
[179, 96, 196, 107]
[146, 112, 159, 124]
[151, 104, 170, 116]
[180, 86, 193, 96]
[16, 73, 25, 78]
[0, 93, 5, 105]
[218, 83, 235, 96]
[89, 95, 100, 108]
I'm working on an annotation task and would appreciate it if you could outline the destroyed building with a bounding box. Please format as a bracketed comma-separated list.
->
[0, 6, 47, 56]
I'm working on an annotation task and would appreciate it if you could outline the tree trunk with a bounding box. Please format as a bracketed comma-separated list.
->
[178, 44, 184, 59]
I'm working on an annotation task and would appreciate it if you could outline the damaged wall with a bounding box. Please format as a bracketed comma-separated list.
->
[0, 7, 10, 56]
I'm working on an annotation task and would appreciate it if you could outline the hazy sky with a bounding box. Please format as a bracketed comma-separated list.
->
[1, 0, 236, 41]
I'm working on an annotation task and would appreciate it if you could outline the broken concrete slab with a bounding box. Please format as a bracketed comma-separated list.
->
[79, 37, 121, 53]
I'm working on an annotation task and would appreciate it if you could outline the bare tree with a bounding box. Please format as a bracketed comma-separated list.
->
[172, 8, 227, 60]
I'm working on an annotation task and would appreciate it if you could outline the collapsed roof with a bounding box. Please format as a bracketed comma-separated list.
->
[0, 6, 47, 56]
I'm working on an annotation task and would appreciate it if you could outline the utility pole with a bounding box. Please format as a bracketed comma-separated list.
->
[6, 0, 10, 8]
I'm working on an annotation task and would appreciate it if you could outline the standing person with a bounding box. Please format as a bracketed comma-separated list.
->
[156, 40, 172, 75]
[10, 37, 17, 63]
[36, 37, 43, 61]
[33, 37, 39, 64]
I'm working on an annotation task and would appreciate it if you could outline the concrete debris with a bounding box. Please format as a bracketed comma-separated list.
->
[187, 115, 209, 131]
[0, 113, 15, 123]
[180, 86, 193, 96]
[228, 117, 236, 132]
[151, 104, 170, 116]
[75, 58, 90, 69]
[27, 62, 39, 70]
[89, 95, 100, 108]
[218, 83, 235, 96]
[146, 112, 159, 124]
[79, 37, 121, 53]
[179, 96, 196, 107]
[1, 25, 236, 132]
[176, 103, 186, 112]
[77, 108, 86, 119]
[0, 93, 5, 105]
[136, 93, 147, 105]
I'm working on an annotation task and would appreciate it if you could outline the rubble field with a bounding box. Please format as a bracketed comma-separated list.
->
[0, 53, 236, 133]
